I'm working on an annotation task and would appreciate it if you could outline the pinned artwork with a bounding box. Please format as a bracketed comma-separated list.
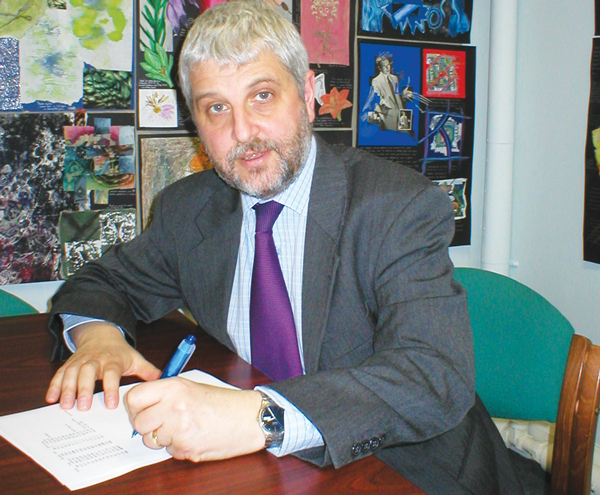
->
[139, 134, 211, 228]
[63, 119, 136, 195]
[302, 0, 351, 66]
[434, 178, 468, 220]
[0, 113, 76, 284]
[357, 39, 475, 245]
[359, 0, 472, 44]
[0, 37, 20, 111]
[59, 209, 137, 278]
[423, 49, 467, 99]
[1, 0, 134, 111]
[138, 89, 178, 128]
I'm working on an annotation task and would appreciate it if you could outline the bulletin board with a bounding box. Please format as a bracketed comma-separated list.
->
[0, 0, 475, 284]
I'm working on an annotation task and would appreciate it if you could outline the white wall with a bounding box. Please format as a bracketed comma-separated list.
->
[509, 0, 600, 342]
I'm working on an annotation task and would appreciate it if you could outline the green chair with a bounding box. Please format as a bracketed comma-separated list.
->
[0, 289, 39, 317]
[454, 267, 600, 495]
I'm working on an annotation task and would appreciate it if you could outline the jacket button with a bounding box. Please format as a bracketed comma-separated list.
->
[370, 437, 381, 450]
[361, 440, 371, 453]
[351, 443, 362, 456]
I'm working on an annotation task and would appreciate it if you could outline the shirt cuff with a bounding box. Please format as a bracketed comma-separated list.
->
[60, 314, 125, 353]
[255, 386, 324, 456]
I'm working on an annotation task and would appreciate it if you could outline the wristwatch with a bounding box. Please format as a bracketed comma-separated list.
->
[257, 392, 285, 448]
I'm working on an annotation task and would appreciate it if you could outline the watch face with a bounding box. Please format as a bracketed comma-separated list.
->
[261, 406, 284, 433]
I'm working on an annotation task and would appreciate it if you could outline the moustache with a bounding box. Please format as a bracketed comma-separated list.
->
[227, 139, 280, 164]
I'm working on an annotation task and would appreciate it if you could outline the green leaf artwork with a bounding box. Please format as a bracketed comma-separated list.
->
[0, 0, 47, 39]
[139, 0, 174, 88]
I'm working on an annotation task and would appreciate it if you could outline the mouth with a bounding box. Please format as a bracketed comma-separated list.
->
[241, 150, 268, 161]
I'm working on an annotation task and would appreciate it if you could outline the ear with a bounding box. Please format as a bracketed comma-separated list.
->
[303, 69, 316, 123]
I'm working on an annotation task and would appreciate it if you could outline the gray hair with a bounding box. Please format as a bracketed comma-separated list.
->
[178, 0, 309, 110]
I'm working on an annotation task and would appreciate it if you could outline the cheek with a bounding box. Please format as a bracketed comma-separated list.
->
[197, 126, 231, 158]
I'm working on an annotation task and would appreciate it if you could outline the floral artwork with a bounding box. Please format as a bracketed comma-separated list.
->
[139, 89, 178, 127]
[140, 0, 175, 87]
[318, 87, 352, 121]
[301, 0, 350, 66]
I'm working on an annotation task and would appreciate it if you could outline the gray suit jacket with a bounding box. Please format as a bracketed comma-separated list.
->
[49, 136, 523, 495]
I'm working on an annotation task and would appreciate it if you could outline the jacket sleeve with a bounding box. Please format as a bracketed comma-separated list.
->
[48, 188, 186, 359]
[270, 181, 475, 469]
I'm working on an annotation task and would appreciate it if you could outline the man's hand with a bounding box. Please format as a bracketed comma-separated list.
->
[125, 378, 266, 461]
[45, 322, 161, 411]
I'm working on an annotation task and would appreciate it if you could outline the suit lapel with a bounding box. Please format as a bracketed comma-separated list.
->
[302, 137, 348, 373]
[186, 181, 242, 349]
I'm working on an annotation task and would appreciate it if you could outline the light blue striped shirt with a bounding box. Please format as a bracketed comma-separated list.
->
[62, 136, 324, 456]
[230, 136, 324, 456]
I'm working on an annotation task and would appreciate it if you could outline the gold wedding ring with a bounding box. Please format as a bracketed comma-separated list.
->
[152, 429, 163, 448]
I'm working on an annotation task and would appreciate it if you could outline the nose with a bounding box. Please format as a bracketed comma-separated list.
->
[231, 106, 258, 144]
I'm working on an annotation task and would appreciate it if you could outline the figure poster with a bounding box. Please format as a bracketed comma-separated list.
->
[357, 39, 475, 246]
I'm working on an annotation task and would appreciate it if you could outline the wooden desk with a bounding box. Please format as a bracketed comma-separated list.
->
[0, 313, 424, 494]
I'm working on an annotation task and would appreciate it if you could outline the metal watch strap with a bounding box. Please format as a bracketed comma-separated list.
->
[257, 392, 285, 448]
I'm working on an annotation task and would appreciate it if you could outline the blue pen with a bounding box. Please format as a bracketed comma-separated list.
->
[132, 334, 197, 437]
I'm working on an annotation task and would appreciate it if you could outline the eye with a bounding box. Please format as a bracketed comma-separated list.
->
[255, 91, 272, 102]
[209, 103, 226, 114]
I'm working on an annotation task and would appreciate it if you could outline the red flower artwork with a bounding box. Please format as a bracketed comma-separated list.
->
[318, 87, 352, 120]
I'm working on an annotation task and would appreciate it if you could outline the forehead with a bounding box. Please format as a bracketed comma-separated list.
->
[191, 51, 295, 92]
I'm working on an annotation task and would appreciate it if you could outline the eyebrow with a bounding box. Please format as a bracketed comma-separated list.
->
[194, 76, 283, 105]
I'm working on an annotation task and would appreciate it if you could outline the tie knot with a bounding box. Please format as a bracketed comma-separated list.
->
[254, 201, 284, 233]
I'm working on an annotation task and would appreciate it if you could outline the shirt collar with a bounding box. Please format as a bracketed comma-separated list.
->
[241, 135, 316, 216]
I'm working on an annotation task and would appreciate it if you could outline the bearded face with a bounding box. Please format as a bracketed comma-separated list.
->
[189, 52, 316, 199]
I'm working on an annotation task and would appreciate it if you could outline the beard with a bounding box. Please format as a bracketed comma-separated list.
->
[202, 106, 313, 199]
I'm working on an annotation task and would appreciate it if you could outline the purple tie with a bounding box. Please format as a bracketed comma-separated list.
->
[250, 201, 302, 381]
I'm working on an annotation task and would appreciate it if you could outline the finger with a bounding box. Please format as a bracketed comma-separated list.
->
[125, 383, 164, 434]
[76, 360, 101, 411]
[58, 362, 85, 410]
[126, 380, 168, 412]
[46, 366, 67, 404]
[144, 428, 166, 450]
[102, 362, 124, 409]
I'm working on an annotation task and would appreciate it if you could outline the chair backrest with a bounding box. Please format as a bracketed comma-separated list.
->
[552, 334, 600, 495]
[454, 268, 600, 495]
[454, 267, 574, 421]
[0, 290, 38, 317]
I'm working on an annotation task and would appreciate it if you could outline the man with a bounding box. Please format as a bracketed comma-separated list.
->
[372, 56, 402, 112]
[46, 1, 523, 493]
[366, 55, 414, 134]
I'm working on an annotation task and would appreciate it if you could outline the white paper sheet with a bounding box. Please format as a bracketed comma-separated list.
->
[0, 370, 236, 491]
